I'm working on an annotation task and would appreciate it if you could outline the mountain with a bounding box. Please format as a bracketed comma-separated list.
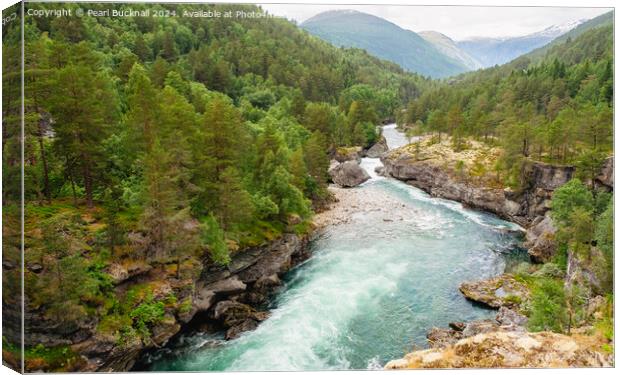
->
[456, 19, 586, 67]
[300, 10, 470, 78]
[418, 31, 482, 70]
[525, 11, 613, 62]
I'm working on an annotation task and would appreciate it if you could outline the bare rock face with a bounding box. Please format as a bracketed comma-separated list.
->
[459, 274, 529, 309]
[524, 214, 557, 263]
[496, 306, 528, 330]
[521, 160, 575, 191]
[595, 156, 613, 190]
[207, 275, 247, 295]
[386, 331, 612, 369]
[380, 153, 522, 223]
[328, 160, 370, 187]
[427, 307, 528, 350]
[365, 136, 389, 158]
[380, 152, 576, 226]
[106, 261, 152, 285]
[565, 247, 606, 295]
[212, 300, 270, 340]
[427, 327, 463, 348]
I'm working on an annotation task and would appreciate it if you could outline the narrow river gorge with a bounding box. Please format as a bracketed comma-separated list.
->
[140, 125, 527, 371]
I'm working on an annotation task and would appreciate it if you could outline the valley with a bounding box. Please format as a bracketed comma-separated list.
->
[1, 2, 614, 372]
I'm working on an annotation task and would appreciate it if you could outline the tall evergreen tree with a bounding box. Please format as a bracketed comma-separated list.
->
[48, 64, 117, 207]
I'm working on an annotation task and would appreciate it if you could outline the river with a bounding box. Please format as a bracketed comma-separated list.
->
[139, 124, 526, 371]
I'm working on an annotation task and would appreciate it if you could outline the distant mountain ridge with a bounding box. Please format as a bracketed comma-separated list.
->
[456, 19, 588, 67]
[524, 11, 614, 62]
[300, 9, 610, 78]
[300, 10, 470, 78]
[418, 31, 482, 70]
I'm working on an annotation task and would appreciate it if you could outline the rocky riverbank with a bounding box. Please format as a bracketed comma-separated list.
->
[385, 330, 612, 369]
[18, 231, 311, 372]
[380, 137, 613, 262]
[378, 134, 613, 369]
[386, 272, 612, 369]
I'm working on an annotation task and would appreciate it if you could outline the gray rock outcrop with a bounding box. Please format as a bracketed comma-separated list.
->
[459, 274, 529, 309]
[365, 136, 389, 158]
[328, 160, 370, 187]
[524, 214, 557, 262]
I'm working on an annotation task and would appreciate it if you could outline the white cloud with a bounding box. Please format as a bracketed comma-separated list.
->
[259, 3, 611, 40]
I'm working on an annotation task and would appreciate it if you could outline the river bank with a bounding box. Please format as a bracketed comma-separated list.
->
[378, 131, 613, 368]
[139, 124, 528, 371]
[97, 125, 612, 371]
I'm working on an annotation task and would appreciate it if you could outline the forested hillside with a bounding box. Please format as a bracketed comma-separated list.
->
[2, 2, 430, 364]
[400, 23, 613, 187]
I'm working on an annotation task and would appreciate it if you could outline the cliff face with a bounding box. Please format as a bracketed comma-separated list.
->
[380, 150, 574, 227]
[380, 143, 579, 263]
[385, 330, 612, 369]
[23, 233, 309, 372]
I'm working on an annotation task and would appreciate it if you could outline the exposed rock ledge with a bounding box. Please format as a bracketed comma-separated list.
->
[459, 274, 529, 309]
[68, 233, 309, 372]
[379, 142, 582, 263]
[380, 148, 574, 227]
[385, 330, 612, 369]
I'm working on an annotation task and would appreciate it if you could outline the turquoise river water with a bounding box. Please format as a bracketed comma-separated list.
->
[139, 124, 526, 371]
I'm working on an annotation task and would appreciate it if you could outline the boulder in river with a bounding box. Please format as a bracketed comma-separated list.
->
[328, 160, 370, 187]
[365, 136, 389, 158]
[459, 274, 529, 309]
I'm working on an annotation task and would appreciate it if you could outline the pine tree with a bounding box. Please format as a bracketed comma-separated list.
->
[150, 57, 169, 87]
[216, 167, 254, 230]
[304, 131, 329, 188]
[161, 30, 178, 61]
[133, 33, 151, 61]
[127, 63, 159, 153]
[193, 97, 247, 214]
[48, 64, 117, 207]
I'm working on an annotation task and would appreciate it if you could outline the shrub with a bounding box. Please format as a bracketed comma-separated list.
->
[130, 293, 165, 339]
[201, 215, 230, 265]
[533, 263, 565, 279]
[527, 278, 567, 333]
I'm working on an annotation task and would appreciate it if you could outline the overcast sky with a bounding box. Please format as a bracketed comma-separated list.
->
[259, 4, 611, 40]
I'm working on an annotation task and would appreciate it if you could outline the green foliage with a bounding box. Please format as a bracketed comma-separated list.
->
[201, 215, 230, 265]
[129, 294, 166, 339]
[595, 200, 613, 291]
[400, 24, 612, 179]
[551, 179, 594, 228]
[527, 278, 568, 333]
[24, 344, 79, 371]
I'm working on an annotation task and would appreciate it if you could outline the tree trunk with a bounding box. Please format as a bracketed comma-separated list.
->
[68, 169, 78, 207]
[82, 158, 94, 208]
[38, 135, 51, 203]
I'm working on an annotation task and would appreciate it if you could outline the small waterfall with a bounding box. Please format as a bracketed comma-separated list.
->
[360, 123, 406, 181]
